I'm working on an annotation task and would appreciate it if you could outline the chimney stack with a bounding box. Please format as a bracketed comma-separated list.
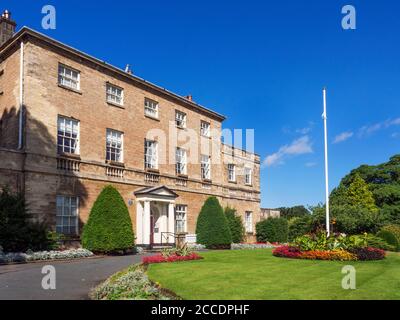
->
[0, 10, 17, 46]
[125, 64, 133, 74]
[186, 94, 193, 102]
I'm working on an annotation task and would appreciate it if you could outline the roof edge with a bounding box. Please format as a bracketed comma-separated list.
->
[1, 26, 226, 122]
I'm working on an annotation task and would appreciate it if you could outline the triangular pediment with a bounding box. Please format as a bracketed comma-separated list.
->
[134, 186, 178, 199]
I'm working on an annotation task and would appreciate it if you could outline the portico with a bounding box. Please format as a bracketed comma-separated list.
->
[134, 186, 179, 247]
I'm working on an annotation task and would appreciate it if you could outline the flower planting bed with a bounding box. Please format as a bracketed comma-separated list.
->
[231, 243, 278, 250]
[143, 253, 203, 265]
[0, 248, 94, 265]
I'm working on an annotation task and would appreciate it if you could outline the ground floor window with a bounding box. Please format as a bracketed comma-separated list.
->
[175, 205, 187, 233]
[56, 195, 79, 235]
[245, 211, 253, 233]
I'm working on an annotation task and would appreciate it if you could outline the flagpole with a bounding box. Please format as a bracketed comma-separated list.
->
[322, 87, 330, 237]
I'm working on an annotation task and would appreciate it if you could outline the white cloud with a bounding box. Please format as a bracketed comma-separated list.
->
[263, 136, 313, 167]
[333, 131, 354, 144]
[305, 162, 317, 167]
[296, 127, 312, 135]
[358, 117, 400, 137]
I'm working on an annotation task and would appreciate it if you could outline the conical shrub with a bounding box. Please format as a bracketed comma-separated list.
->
[196, 197, 232, 249]
[82, 186, 134, 253]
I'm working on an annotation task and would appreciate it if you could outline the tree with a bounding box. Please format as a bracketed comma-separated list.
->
[225, 207, 245, 243]
[196, 197, 232, 249]
[345, 174, 378, 211]
[82, 185, 134, 253]
[0, 188, 51, 252]
[278, 206, 310, 219]
[256, 218, 288, 243]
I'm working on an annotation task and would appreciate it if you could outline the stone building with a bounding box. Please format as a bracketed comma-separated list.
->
[0, 11, 261, 247]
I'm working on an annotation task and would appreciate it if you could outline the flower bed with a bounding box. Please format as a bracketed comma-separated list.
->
[231, 243, 277, 250]
[91, 264, 174, 300]
[0, 248, 94, 264]
[273, 245, 385, 261]
[143, 253, 203, 265]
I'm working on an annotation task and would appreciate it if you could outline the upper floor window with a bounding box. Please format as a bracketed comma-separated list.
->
[57, 116, 79, 155]
[56, 195, 79, 235]
[106, 129, 123, 163]
[228, 164, 236, 182]
[245, 211, 253, 233]
[245, 167, 252, 185]
[175, 110, 187, 128]
[201, 155, 211, 180]
[175, 205, 187, 233]
[58, 64, 80, 90]
[106, 83, 124, 106]
[201, 121, 210, 137]
[145, 140, 158, 169]
[176, 147, 187, 175]
[145, 98, 159, 118]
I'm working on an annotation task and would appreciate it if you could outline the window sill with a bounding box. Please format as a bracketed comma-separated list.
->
[202, 178, 212, 183]
[228, 180, 237, 184]
[200, 134, 211, 139]
[145, 114, 160, 122]
[177, 174, 188, 179]
[106, 160, 125, 168]
[58, 83, 82, 95]
[146, 168, 160, 174]
[245, 183, 253, 187]
[176, 125, 187, 131]
[107, 101, 125, 109]
[58, 152, 81, 160]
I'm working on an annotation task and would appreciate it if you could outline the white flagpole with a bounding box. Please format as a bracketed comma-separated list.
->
[322, 87, 330, 237]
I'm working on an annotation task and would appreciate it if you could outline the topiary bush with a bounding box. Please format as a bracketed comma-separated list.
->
[224, 207, 245, 244]
[256, 218, 288, 243]
[82, 185, 135, 253]
[196, 197, 232, 249]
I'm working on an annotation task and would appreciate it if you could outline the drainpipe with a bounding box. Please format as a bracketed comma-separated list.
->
[18, 40, 24, 150]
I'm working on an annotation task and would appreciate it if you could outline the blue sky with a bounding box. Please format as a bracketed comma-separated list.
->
[4, 0, 400, 208]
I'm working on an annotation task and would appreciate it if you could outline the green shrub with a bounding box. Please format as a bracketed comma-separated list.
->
[196, 197, 232, 249]
[0, 188, 54, 252]
[288, 216, 312, 241]
[256, 218, 288, 243]
[82, 185, 135, 253]
[225, 207, 245, 244]
[366, 234, 396, 251]
[377, 230, 399, 252]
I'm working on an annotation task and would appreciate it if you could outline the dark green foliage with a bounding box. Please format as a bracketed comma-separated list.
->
[366, 234, 396, 252]
[278, 206, 310, 219]
[377, 225, 400, 251]
[82, 186, 134, 253]
[224, 207, 245, 244]
[288, 216, 313, 241]
[331, 154, 400, 225]
[0, 188, 54, 252]
[256, 218, 288, 243]
[196, 197, 232, 249]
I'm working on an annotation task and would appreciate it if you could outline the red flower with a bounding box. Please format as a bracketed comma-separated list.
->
[142, 253, 203, 264]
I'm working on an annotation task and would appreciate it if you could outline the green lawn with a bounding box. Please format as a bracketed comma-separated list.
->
[147, 249, 400, 300]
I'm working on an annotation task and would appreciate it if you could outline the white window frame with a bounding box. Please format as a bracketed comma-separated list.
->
[106, 83, 124, 106]
[106, 129, 124, 163]
[245, 211, 253, 233]
[175, 110, 187, 128]
[176, 147, 187, 175]
[58, 64, 80, 90]
[175, 205, 187, 234]
[144, 98, 159, 118]
[245, 167, 252, 185]
[57, 116, 80, 155]
[145, 140, 158, 169]
[200, 121, 211, 137]
[201, 154, 211, 180]
[56, 195, 79, 235]
[228, 164, 236, 182]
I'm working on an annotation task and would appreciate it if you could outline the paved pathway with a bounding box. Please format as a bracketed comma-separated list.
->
[0, 254, 146, 300]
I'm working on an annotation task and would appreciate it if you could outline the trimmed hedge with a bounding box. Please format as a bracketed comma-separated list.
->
[225, 207, 245, 244]
[256, 218, 288, 243]
[82, 186, 135, 253]
[366, 234, 396, 251]
[196, 197, 232, 249]
[377, 230, 399, 252]
[379, 225, 400, 251]
[288, 216, 312, 241]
